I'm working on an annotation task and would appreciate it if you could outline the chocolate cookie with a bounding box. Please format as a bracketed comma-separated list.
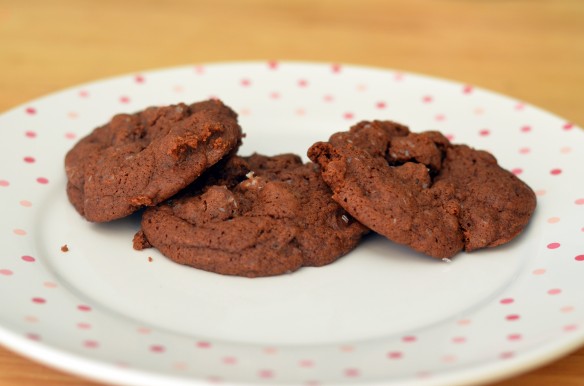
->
[308, 120, 536, 259]
[65, 99, 243, 222]
[134, 154, 368, 277]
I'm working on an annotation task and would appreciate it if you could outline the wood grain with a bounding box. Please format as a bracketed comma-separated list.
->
[0, 0, 583, 385]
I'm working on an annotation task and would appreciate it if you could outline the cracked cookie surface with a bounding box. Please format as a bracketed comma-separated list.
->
[65, 99, 242, 222]
[134, 154, 368, 277]
[308, 120, 536, 259]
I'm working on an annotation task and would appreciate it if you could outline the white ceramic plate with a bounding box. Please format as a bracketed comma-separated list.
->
[0, 61, 583, 386]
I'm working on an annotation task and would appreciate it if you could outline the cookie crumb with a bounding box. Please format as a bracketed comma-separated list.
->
[148, 256, 153, 262]
[133, 230, 152, 250]
[61, 244, 69, 252]
[442, 258, 452, 263]
[246, 171, 255, 179]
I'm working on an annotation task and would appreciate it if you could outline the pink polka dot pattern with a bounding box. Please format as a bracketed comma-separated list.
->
[344, 368, 360, 377]
[299, 359, 314, 367]
[0, 62, 583, 386]
[550, 168, 562, 175]
[196, 341, 211, 349]
[206, 376, 222, 384]
[258, 369, 274, 379]
[150, 345, 165, 353]
[442, 354, 457, 363]
[402, 335, 417, 343]
[511, 168, 523, 175]
[84, 340, 99, 349]
[564, 324, 578, 332]
[26, 333, 41, 341]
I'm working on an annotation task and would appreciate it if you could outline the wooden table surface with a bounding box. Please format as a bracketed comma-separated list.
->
[1, 1, 583, 385]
